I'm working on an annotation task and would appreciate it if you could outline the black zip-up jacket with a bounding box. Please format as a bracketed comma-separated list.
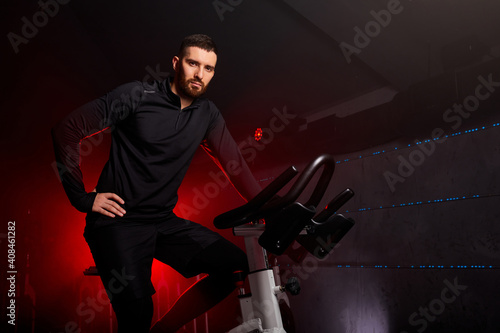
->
[52, 78, 261, 222]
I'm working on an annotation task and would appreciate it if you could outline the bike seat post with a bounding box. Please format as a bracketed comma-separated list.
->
[234, 222, 285, 330]
[235, 223, 268, 271]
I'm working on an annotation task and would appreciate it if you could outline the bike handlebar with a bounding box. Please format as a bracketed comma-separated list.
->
[213, 165, 298, 229]
[213, 154, 337, 229]
[313, 188, 355, 223]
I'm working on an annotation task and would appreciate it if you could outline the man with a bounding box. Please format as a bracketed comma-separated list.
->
[52, 34, 261, 332]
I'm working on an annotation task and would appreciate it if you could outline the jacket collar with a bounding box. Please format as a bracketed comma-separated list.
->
[161, 77, 202, 110]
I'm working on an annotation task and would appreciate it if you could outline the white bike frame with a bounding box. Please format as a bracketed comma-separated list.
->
[228, 223, 288, 333]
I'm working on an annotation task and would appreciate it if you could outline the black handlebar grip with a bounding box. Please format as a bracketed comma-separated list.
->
[313, 188, 355, 223]
[213, 166, 298, 229]
[213, 154, 338, 229]
[274, 154, 336, 209]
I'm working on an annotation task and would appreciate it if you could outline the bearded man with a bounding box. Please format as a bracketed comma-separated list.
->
[52, 34, 260, 332]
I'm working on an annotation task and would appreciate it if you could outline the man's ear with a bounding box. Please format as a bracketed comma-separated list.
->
[172, 56, 180, 71]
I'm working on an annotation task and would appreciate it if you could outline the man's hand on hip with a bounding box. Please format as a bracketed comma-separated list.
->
[92, 192, 126, 218]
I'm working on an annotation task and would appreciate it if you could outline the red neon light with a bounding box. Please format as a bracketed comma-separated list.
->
[77, 127, 110, 167]
[80, 127, 110, 142]
[254, 128, 263, 141]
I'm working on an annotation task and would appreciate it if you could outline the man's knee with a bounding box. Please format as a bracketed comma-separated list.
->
[196, 239, 249, 277]
[216, 240, 249, 275]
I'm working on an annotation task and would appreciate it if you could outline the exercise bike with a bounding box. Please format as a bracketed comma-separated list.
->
[213, 154, 355, 333]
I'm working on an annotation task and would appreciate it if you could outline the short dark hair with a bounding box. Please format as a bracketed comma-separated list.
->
[178, 34, 218, 59]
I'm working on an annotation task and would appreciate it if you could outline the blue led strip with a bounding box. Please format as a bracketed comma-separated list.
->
[335, 122, 500, 165]
[330, 265, 500, 269]
[278, 264, 499, 269]
[343, 193, 500, 213]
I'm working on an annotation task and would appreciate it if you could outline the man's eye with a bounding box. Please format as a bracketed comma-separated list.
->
[206, 67, 213, 72]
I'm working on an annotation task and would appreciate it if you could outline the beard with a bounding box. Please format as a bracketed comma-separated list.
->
[177, 68, 209, 99]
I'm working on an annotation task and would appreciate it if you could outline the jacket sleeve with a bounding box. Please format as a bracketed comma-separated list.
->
[201, 103, 262, 202]
[51, 82, 143, 212]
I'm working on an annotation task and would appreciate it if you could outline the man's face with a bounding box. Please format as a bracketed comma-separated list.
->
[173, 46, 217, 99]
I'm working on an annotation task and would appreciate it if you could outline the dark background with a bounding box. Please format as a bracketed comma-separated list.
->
[1, 0, 500, 332]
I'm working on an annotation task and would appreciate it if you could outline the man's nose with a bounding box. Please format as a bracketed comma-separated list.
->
[195, 68, 203, 80]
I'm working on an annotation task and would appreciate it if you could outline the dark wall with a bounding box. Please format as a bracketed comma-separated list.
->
[275, 80, 500, 331]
